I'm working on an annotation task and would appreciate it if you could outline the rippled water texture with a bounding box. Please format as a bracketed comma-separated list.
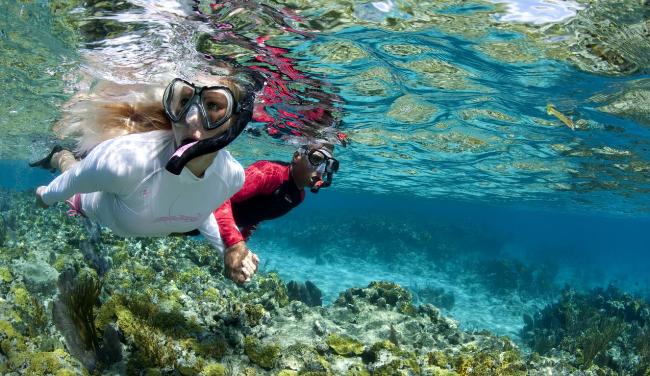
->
[0, 1, 78, 162]
[2, 0, 650, 213]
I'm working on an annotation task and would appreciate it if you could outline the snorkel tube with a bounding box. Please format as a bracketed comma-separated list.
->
[165, 91, 255, 175]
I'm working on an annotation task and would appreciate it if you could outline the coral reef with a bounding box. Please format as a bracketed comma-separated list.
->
[1, 190, 648, 375]
[522, 285, 650, 375]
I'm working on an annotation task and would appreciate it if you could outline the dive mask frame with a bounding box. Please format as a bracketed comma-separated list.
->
[164, 78, 256, 176]
[299, 146, 339, 191]
[163, 78, 242, 130]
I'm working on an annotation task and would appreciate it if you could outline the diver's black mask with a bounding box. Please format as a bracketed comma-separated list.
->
[298, 146, 339, 193]
[164, 78, 255, 175]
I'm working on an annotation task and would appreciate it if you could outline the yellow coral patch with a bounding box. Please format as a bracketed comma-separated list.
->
[326, 333, 365, 356]
[0, 266, 12, 283]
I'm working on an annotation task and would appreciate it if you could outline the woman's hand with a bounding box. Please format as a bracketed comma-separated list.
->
[35, 186, 49, 208]
[224, 241, 259, 284]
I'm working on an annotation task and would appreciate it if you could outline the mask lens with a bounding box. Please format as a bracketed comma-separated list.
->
[308, 150, 326, 166]
[167, 80, 195, 119]
[202, 88, 233, 129]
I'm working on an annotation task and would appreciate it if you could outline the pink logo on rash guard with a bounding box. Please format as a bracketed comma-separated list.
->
[154, 214, 201, 223]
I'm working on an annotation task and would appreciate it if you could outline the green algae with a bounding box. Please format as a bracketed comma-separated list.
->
[0, 319, 82, 374]
[24, 349, 78, 375]
[244, 303, 267, 327]
[278, 342, 330, 372]
[326, 333, 365, 356]
[368, 281, 413, 307]
[346, 364, 370, 376]
[11, 284, 30, 307]
[118, 306, 178, 369]
[453, 348, 526, 376]
[244, 336, 281, 369]
[252, 272, 290, 308]
[364, 340, 421, 375]
[0, 319, 27, 355]
[195, 337, 228, 360]
[96, 292, 200, 339]
[428, 350, 450, 368]
[0, 266, 12, 283]
[203, 286, 220, 301]
[201, 362, 226, 376]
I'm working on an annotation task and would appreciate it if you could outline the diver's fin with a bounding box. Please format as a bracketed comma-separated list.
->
[29, 145, 63, 171]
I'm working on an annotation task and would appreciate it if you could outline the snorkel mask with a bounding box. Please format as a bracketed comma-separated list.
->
[163, 78, 255, 175]
[298, 146, 339, 193]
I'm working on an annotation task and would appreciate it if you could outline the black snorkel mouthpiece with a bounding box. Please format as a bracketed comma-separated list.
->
[165, 91, 255, 175]
[309, 158, 338, 193]
[310, 180, 324, 193]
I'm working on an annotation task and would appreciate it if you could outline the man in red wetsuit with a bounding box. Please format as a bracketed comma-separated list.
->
[215, 141, 338, 282]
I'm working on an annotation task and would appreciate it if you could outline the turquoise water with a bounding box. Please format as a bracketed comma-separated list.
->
[2, 0, 650, 374]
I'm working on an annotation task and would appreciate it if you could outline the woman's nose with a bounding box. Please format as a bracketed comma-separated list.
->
[185, 106, 202, 128]
[184, 106, 205, 137]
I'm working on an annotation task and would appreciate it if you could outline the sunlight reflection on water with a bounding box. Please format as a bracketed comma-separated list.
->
[488, 0, 584, 24]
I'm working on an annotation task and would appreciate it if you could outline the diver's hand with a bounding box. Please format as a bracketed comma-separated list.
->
[35, 186, 49, 208]
[224, 241, 259, 284]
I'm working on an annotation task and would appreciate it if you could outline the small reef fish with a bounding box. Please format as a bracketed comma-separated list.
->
[546, 104, 575, 130]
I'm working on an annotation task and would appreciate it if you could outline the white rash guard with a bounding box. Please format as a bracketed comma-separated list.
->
[40, 130, 244, 256]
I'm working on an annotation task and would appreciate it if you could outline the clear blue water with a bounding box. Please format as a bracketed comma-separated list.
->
[2, 0, 650, 343]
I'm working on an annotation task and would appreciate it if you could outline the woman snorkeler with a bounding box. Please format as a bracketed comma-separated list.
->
[32, 67, 262, 284]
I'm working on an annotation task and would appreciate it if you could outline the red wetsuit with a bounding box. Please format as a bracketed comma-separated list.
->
[214, 160, 305, 248]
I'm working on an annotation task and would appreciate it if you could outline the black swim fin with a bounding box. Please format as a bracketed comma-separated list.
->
[29, 145, 63, 171]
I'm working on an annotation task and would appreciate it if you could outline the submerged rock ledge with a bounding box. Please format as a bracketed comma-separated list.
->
[1, 190, 649, 375]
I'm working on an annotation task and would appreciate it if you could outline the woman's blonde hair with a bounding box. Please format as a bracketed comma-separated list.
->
[55, 68, 257, 156]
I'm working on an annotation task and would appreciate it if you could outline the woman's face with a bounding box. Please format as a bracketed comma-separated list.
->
[169, 77, 237, 147]
[172, 108, 234, 148]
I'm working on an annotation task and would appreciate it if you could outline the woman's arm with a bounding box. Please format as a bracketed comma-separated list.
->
[38, 140, 138, 206]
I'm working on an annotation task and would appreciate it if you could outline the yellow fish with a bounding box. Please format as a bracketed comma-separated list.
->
[546, 104, 575, 130]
